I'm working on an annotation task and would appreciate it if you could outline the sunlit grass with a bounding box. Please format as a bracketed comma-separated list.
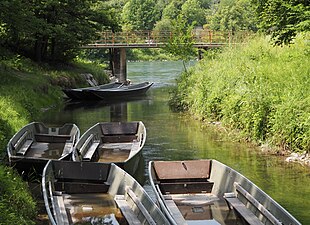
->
[170, 33, 310, 152]
[0, 52, 110, 224]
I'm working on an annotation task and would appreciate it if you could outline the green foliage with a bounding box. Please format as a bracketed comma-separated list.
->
[206, 0, 257, 31]
[122, 0, 160, 30]
[126, 48, 179, 61]
[0, 0, 116, 62]
[164, 16, 197, 62]
[0, 52, 110, 224]
[181, 0, 206, 26]
[162, 0, 186, 21]
[253, 0, 310, 45]
[170, 33, 310, 152]
[0, 165, 36, 225]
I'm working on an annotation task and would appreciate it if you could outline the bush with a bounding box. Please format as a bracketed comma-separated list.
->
[170, 33, 310, 152]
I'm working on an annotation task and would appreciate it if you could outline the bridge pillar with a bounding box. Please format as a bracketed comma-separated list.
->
[111, 48, 127, 82]
[119, 48, 127, 82]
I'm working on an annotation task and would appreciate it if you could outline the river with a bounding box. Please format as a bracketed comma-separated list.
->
[40, 61, 309, 224]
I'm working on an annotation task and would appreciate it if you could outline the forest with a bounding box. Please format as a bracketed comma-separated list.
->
[0, 1, 309, 224]
[1, 0, 309, 62]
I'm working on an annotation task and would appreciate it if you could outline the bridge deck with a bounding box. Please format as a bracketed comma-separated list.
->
[82, 30, 251, 49]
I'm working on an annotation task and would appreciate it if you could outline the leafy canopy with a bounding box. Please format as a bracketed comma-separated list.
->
[253, 0, 310, 45]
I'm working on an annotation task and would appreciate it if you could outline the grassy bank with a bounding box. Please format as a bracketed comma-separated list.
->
[0, 51, 109, 224]
[170, 33, 310, 154]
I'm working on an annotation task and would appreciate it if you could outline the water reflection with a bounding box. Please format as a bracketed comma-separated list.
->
[39, 61, 309, 224]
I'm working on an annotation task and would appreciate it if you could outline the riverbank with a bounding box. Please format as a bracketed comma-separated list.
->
[0, 52, 109, 224]
[169, 33, 310, 166]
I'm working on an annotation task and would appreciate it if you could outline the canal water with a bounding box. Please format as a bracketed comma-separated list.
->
[40, 61, 309, 224]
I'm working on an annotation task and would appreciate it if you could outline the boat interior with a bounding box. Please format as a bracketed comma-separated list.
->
[152, 160, 243, 225]
[77, 122, 143, 162]
[44, 161, 167, 225]
[152, 160, 288, 225]
[10, 123, 78, 159]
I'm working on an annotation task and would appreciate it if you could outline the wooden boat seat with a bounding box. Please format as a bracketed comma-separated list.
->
[131, 140, 140, 151]
[224, 182, 282, 225]
[83, 140, 100, 161]
[154, 160, 214, 194]
[13, 130, 33, 156]
[101, 134, 137, 143]
[160, 180, 214, 194]
[101, 122, 138, 136]
[79, 134, 101, 159]
[115, 187, 156, 225]
[52, 193, 70, 225]
[163, 195, 187, 224]
[35, 133, 71, 143]
[16, 139, 33, 156]
[115, 195, 141, 225]
[61, 140, 74, 157]
[154, 160, 212, 180]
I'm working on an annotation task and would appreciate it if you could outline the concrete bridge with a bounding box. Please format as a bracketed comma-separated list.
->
[82, 30, 249, 82]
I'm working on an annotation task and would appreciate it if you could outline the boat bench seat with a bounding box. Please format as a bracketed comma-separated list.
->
[14, 130, 33, 156]
[35, 133, 71, 143]
[101, 134, 137, 143]
[131, 140, 140, 151]
[163, 195, 187, 224]
[115, 195, 141, 225]
[61, 140, 74, 157]
[52, 193, 70, 225]
[224, 182, 282, 225]
[160, 180, 214, 194]
[83, 140, 100, 161]
[101, 122, 138, 135]
[115, 187, 156, 225]
[16, 139, 33, 156]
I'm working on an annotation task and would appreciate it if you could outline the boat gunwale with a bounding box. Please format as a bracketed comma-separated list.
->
[148, 159, 302, 225]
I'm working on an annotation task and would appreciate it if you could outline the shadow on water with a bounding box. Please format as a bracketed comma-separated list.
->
[38, 61, 309, 224]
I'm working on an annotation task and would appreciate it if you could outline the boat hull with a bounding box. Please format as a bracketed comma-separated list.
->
[149, 159, 301, 225]
[72, 121, 146, 176]
[63, 82, 123, 100]
[42, 160, 170, 225]
[89, 82, 153, 100]
[7, 122, 80, 177]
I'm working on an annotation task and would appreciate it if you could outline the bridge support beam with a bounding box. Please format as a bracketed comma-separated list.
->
[111, 48, 127, 82]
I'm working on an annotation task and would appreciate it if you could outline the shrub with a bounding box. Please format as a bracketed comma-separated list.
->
[170, 33, 310, 152]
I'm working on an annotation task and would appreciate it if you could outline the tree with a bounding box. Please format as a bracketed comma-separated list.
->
[162, 0, 186, 20]
[253, 0, 310, 45]
[0, 0, 117, 62]
[206, 0, 257, 32]
[181, 0, 206, 26]
[122, 0, 160, 30]
[164, 16, 196, 71]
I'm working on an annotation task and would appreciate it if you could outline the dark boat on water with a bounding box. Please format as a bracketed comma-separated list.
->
[63, 82, 153, 101]
[7, 122, 80, 175]
[85, 82, 153, 100]
[149, 159, 301, 225]
[42, 160, 170, 225]
[63, 82, 123, 100]
[72, 121, 146, 175]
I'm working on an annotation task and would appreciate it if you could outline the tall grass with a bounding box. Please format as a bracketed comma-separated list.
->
[170, 33, 310, 152]
[0, 165, 36, 225]
[0, 53, 109, 223]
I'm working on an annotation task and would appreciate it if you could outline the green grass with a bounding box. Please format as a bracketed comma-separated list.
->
[0, 52, 109, 223]
[0, 165, 36, 225]
[170, 32, 310, 153]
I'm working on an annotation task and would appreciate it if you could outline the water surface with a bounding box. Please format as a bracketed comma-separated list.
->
[40, 61, 309, 224]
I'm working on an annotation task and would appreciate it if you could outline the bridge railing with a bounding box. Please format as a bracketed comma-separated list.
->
[89, 30, 252, 47]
